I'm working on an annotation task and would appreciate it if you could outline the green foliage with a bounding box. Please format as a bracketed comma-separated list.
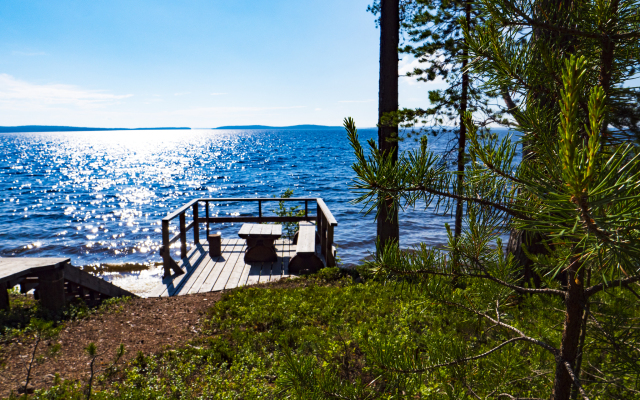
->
[335, 51, 640, 398]
[271, 189, 306, 238]
[23, 272, 455, 399]
[20, 261, 637, 399]
[0, 294, 132, 340]
[85, 343, 97, 358]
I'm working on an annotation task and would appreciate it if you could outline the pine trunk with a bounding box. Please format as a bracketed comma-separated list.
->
[453, 0, 471, 240]
[506, 229, 545, 287]
[377, 0, 400, 252]
[552, 259, 586, 400]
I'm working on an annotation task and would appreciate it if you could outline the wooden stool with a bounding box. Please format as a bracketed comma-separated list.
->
[208, 232, 222, 257]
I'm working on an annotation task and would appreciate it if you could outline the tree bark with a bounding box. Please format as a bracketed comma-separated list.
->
[454, 0, 471, 240]
[377, 0, 400, 253]
[506, 230, 545, 288]
[552, 259, 586, 400]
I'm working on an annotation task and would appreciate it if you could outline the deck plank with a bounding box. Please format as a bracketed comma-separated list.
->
[223, 239, 255, 290]
[236, 251, 253, 288]
[159, 244, 208, 297]
[200, 239, 243, 293]
[245, 260, 263, 286]
[270, 241, 284, 282]
[258, 261, 272, 283]
[184, 240, 235, 295]
[177, 252, 213, 296]
[282, 241, 294, 279]
[150, 238, 295, 297]
[166, 244, 209, 297]
[212, 239, 245, 291]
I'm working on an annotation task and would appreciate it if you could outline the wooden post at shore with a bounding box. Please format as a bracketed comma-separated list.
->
[179, 213, 187, 259]
[162, 219, 171, 278]
[0, 281, 8, 310]
[192, 201, 199, 244]
[37, 268, 66, 312]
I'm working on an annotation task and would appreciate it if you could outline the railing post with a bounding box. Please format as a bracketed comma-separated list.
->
[206, 200, 210, 237]
[162, 219, 171, 278]
[179, 212, 187, 259]
[320, 213, 327, 258]
[326, 223, 334, 267]
[305, 200, 308, 218]
[316, 200, 323, 249]
[259, 200, 262, 218]
[192, 201, 199, 244]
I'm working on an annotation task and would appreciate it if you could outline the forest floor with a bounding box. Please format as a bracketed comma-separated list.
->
[0, 291, 222, 398]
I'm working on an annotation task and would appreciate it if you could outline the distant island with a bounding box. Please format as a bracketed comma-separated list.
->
[0, 126, 191, 133]
[213, 124, 343, 130]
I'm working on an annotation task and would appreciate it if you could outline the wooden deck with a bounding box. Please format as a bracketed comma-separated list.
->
[0, 258, 137, 311]
[148, 238, 298, 297]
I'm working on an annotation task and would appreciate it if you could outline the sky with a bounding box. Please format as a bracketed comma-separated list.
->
[0, 0, 441, 128]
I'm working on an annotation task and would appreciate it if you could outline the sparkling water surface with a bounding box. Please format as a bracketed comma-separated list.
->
[0, 128, 457, 294]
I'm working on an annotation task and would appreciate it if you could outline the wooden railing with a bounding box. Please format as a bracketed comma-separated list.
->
[160, 198, 338, 277]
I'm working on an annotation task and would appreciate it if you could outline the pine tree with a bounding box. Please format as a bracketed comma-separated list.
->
[280, 0, 640, 397]
[376, 0, 401, 253]
[370, 0, 492, 247]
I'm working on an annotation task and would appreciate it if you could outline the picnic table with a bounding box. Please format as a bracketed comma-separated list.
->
[238, 223, 282, 262]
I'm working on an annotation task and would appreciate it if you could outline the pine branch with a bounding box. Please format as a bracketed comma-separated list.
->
[371, 182, 528, 219]
[501, 1, 640, 41]
[563, 360, 591, 400]
[589, 313, 640, 354]
[496, 394, 546, 400]
[585, 274, 640, 297]
[383, 256, 566, 298]
[380, 337, 533, 373]
[442, 300, 560, 354]
[469, 257, 566, 298]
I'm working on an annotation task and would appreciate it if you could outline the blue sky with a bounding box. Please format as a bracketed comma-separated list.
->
[0, 0, 439, 128]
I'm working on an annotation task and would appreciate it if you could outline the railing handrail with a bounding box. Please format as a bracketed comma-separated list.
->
[316, 198, 338, 226]
[163, 197, 319, 222]
[163, 199, 200, 222]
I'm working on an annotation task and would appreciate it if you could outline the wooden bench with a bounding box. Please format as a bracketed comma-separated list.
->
[289, 221, 324, 274]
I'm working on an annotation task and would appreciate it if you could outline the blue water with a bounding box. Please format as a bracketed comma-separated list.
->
[0, 128, 460, 279]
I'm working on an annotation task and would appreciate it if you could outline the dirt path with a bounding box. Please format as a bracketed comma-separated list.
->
[0, 292, 221, 398]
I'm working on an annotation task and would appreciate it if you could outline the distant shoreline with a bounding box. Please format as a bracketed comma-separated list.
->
[0, 126, 191, 133]
[213, 124, 344, 130]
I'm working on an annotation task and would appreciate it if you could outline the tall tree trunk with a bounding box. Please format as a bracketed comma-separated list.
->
[377, 0, 400, 253]
[553, 259, 586, 400]
[453, 0, 471, 240]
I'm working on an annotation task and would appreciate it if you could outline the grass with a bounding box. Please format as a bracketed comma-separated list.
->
[22, 269, 432, 399]
[9, 268, 562, 399]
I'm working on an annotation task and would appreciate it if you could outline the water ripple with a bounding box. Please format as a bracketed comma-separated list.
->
[0, 128, 461, 291]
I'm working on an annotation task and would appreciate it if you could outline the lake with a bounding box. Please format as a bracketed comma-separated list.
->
[0, 128, 467, 294]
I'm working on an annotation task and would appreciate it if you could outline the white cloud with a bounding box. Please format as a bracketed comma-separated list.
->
[338, 99, 375, 103]
[0, 74, 133, 109]
[174, 92, 190, 96]
[210, 92, 227, 96]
